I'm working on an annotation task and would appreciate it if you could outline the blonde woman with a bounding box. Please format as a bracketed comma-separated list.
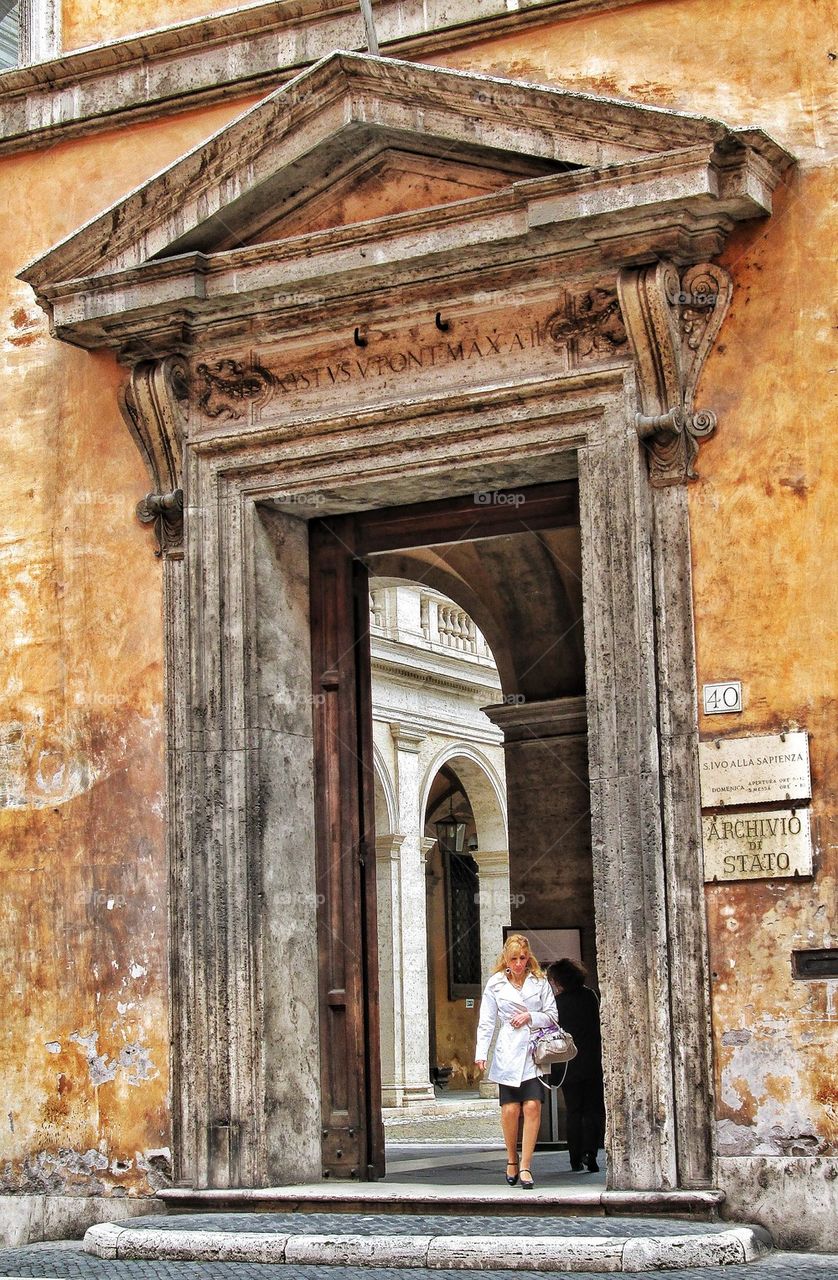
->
[474, 934, 557, 1189]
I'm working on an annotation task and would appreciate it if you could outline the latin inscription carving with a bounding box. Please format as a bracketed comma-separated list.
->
[267, 326, 545, 396]
[191, 294, 633, 425]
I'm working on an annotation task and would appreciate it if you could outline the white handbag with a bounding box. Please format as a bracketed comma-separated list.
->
[530, 1023, 578, 1069]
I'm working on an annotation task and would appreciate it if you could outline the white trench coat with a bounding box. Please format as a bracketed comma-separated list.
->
[475, 971, 558, 1086]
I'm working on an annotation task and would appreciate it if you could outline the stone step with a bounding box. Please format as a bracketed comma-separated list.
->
[157, 1184, 727, 1219]
[85, 1210, 773, 1272]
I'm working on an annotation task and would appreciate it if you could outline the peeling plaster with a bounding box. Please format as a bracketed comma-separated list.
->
[118, 1043, 156, 1086]
[719, 1021, 832, 1155]
[69, 1031, 117, 1086]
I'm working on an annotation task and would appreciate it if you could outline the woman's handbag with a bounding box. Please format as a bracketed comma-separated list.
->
[530, 1023, 577, 1069]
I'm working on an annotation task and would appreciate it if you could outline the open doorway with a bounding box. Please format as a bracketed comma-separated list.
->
[308, 477, 603, 1187]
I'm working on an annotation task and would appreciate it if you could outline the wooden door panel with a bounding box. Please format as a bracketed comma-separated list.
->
[309, 518, 382, 1179]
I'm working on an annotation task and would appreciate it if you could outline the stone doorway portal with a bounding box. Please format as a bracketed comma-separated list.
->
[18, 49, 792, 1202]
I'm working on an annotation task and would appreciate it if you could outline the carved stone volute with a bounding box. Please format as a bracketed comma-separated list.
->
[617, 261, 732, 485]
[119, 357, 189, 555]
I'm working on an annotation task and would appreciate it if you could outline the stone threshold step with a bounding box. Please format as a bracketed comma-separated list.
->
[85, 1220, 771, 1271]
[158, 1186, 726, 1220]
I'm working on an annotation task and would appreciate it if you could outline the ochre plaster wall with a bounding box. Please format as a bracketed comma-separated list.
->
[2, 0, 835, 1228]
[62, 0, 242, 52]
[432, 0, 837, 1168]
[0, 100, 250, 1200]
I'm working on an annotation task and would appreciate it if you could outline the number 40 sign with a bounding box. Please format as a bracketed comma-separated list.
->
[702, 681, 743, 715]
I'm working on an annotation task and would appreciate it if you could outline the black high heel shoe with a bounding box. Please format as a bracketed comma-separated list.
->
[505, 1159, 519, 1186]
[519, 1168, 535, 1190]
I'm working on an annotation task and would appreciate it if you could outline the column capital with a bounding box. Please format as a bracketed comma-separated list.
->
[474, 848, 509, 875]
[376, 833, 406, 861]
[389, 722, 425, 754]
[419, 836, 437, 867]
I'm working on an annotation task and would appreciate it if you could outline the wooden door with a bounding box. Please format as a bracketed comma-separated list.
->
[309, 516, 384, 1179]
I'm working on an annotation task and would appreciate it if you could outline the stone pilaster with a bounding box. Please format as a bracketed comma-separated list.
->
[474, 848, 510, 987]
[375, 833, 406, 1108]
[387, 725, 435, 1105]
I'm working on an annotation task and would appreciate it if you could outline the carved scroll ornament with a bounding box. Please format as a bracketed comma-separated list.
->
[545, 287, 628, 363]
[617, 262, 732, 486]
[119, 356, 189, 555]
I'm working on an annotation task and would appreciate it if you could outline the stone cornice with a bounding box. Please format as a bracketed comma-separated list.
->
[483, 695, 588, 741]
[371, 647, 500, 694]
[23, 147, 790, 354]
[0, 0, 651, 156]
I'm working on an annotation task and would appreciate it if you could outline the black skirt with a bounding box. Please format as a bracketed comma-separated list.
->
[498, 1077, 545, 1104]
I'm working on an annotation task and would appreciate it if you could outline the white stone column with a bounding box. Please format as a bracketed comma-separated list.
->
[376, 833, 406, 1108]
[474, 848, 509, 1100]
[475, 848, 511, 987]
[388, 724, 435, 1105]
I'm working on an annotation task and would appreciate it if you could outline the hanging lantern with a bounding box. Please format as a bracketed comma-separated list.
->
[435, 808, 467, 854]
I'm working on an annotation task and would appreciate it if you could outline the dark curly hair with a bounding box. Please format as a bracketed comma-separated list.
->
[547, 957, 587, 991]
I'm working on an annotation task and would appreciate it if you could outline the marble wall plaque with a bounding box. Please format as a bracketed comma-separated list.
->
[702, 808, 813, 882]
[698, 732, 810, 808]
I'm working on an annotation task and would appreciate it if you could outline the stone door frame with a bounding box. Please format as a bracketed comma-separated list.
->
[158, 362, 713, 1191]
[18, 53, 793, 1194]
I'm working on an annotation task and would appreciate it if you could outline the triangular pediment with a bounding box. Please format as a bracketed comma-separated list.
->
[237, 146, 564, 247]
[20, 51, 792, 351]
[21, 51, 789, 287]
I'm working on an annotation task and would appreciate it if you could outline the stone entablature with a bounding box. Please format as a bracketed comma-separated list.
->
[0, 0, 644, 154]
[19, 53, 792, 497]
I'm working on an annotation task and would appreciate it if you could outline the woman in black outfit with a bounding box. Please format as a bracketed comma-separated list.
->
[546, 958, 605, 1173]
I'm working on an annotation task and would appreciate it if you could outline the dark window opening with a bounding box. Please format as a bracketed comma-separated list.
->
[445, 850, 481, 1000]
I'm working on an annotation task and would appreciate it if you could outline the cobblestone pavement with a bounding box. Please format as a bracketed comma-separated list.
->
[1, 1243, 838, 1279]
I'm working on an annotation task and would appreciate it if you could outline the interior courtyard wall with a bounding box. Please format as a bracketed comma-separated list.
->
[370, 637, 507, 1094]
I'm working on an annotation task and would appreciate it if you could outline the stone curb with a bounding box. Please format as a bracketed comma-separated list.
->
[84, 1221, 773, 1270]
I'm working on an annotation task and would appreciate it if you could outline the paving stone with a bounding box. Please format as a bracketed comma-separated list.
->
[284, 1235, 432, 1267]
[3, 1245, 838, 1277]
[425, 1234, 623, 1271]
